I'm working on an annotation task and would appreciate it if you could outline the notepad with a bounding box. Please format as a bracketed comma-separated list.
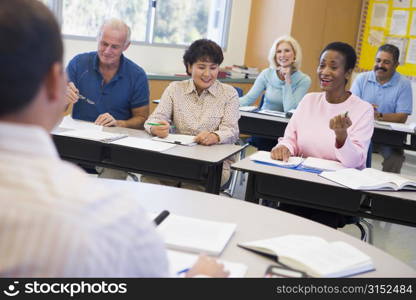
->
[238, 235, 374, 277]
[154, 213, 236, 256]
[320, 168, 416, 190]
[111, 136, 176, 152]
[250, 151, 345, 172]
[375, 120, 416, 133]
[55, 129, 128, 143]
[152, 133, 197, 146]
[167, 250, 248, 278]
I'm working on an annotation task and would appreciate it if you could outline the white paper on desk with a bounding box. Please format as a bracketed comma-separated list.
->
[249, 151, 303, 167]
[375, 120, 416, 133]
[55, 129, 128, 143]
[239, 106, 258, 112]
[152, 133, 197, 146]
[302, 157, 345, 171]
[167, 250, 247, 278]
[154, 213, 236, 256]
[57, 115, 102, 131]
[257, 109, 287, 118]
[110, 136, 176, 152]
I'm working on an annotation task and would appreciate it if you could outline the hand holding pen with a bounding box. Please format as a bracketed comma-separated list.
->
[148, 120, 172, 138]
[372, 104, 383, 120]
[329, 111, 352, 147]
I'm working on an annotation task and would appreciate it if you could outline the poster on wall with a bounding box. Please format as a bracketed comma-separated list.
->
[371, 3, 388, 27]
[406, 38, 416, 64]
[390, 10, 409, 36]
[393, 0, 411, 8]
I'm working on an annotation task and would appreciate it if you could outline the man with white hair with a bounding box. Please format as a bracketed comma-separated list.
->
[66, 18, 149, 129]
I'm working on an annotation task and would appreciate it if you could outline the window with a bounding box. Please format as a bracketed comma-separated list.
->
[44, 0, 232, 47]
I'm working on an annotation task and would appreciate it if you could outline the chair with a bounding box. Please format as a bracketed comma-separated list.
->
[233, 86, 243, 97]
[344, 143, 374, 243]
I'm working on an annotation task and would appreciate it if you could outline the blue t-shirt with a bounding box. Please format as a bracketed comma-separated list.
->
[351, 71, 412, 115]
[67, 52, 149, 122]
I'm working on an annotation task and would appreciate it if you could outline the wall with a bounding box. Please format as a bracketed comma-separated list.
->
[63, 0, 252, 75]
[244, 0, 295, 69]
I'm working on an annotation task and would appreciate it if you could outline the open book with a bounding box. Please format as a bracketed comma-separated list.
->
[54, 129, 128, 143]
[152, 133, 197, 146]
[250, 151, 345, 172]
[375, 120, 416, 133]
[238, 235, 374, 277]
[320, 168, 416, 190]
[153, 213, 236, 256]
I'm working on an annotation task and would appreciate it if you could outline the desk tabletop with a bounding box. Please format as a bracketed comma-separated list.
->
[109, 180, 416, 277]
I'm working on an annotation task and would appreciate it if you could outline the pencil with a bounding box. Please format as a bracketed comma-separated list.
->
[146, 122, 176, 128]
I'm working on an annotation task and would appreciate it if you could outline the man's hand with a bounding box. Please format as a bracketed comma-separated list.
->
[195, 131, 219, 146]
[150, 120, 170, 138]
[95, 113, 117, 127]
[270, 145, 291, 162]
[66, 82, 79, 104]
[329, 112, 352, 148]
[185, 255, 230, 278]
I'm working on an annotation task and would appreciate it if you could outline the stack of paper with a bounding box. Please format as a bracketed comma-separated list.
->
[155, 213, 236, 256]
[167, 250, 247, 277]
[54, 129, 127, 143]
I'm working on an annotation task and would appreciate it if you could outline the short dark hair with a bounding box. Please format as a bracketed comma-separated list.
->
[183, 39, 224, 75]
[320, 42, 357, 71]
[0, 0, 63, 117]
[378, 44, 400, 63]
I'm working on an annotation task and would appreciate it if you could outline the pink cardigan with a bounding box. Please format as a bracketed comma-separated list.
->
[278, 92, 374, 169]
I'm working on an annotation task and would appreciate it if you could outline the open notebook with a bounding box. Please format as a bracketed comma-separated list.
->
[151, 213, 236, 256]
[320, 168, 416, 190]
[238, 235, 374, 277]
[250, 151, 345, 172]
[152, 133, 197, 146]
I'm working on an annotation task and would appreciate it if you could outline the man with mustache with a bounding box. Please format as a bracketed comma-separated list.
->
[351, 44, 413, 173]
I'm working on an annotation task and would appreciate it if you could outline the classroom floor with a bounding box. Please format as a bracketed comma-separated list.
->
[230, 147, 416, 271]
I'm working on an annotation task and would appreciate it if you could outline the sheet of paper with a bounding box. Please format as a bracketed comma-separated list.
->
[370, 3, 388, 27]
[368, 29, 384, 47]
[239, 106, 258, 112]
[55, 129, 127, 143]
[249, 151, 304, 168]
[111, 136, 176, 152]
[56, 115, 102, 131]
[393, 0, 410, 8]
[152, 134, 197, 146]
[390, 10, 409, 36]
[406, 39, 416, 64]
[167, 250, 247, 278]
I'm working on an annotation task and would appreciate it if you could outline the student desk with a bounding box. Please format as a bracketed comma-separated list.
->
[52, 126, 245, 194]
[232, 157, 416, 228]
[111, 180, 416, 277]
[238, 111, 416, 150]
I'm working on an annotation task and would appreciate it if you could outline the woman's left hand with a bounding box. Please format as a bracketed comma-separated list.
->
[329, 113, 352, 148]
[279, 66, 292, 84]
[195, 131, 219, 146]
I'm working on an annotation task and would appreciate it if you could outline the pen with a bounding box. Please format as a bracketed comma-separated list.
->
[153, 210, 170, 226]
[344, 111, 349, 118]
[146, 122, 176, 128]
[176, 268, 190, 276]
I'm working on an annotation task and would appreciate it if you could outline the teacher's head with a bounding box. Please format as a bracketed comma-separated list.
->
[317, 42, 356, 92]
[183, 39, 223, 95]
[0, 0, 65, 131]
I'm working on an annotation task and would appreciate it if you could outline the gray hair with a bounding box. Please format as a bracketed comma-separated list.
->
[267, 35, 303, 70]
[97, 18, 131, 47]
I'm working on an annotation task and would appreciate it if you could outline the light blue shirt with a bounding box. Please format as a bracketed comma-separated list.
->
[351, 71, 413, 115]
[239, 68, 311, 112]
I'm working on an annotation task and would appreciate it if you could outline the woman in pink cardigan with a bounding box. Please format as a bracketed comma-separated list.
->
[271, 42, 374, 228]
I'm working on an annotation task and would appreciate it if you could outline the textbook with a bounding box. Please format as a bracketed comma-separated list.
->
[250, 151, 345, 172]
[55, 129, 128, 143]
[155, 214, 236, 256]
[152, 133, 197, 146]
[167, 250, 248, 277]
[238, 235, 374, 277]
[375, 120, 416, 133]
[320, 168, 416, 190]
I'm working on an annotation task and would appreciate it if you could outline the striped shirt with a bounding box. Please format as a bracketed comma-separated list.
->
[0, 122, 169, 277]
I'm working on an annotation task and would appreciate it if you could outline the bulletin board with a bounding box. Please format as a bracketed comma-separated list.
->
[356, 0, 416, 78]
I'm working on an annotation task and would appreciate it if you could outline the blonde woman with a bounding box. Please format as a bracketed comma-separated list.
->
[240, 36, 311, 150]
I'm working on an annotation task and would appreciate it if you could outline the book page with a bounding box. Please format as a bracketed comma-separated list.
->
[167, 250, 247, 278]
[250, 151, 303, 168]
[302, 157, 345, 171]
[111, 136, 176, 152]
[152, 133, 197, 146]
[55, 129, 127, 143]
[361, 168, 416, 190]
[156, 214, 236, 256]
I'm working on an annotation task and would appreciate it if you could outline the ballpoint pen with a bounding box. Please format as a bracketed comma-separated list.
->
[78, 94, 95, 105]
[176, 268, 190, 276]
[146, 122, 176, 128]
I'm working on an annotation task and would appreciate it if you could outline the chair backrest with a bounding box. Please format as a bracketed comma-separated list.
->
[234, 86, 243, 97]
[366, 142, 373, 168]
[259, 94, 265, 109]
